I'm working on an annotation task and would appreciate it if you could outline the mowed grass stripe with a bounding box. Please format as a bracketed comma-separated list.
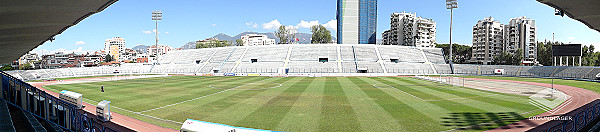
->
[97, 76, 238, 103]
[392, 77, 534, 111]
[149, 77, 296, 126]
[99, 77, 260, 111]
[318, 77, 361, 132]
[235, 77, 315, 130]
[394, 77, 537, 105]
[366, 77, 445, 100]
[348, 77, 447, 131]
[338, 77, 405, 131]
[194, 77, 300, 128]
[371, 77, 487, 112]
[383, 77, 530, 113]
[275, 77, 325, 131]
[48, 76, 263, 112]
[359, 77, 457, 131]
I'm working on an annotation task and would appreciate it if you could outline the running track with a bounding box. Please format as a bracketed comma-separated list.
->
[465, 78, 600, 132]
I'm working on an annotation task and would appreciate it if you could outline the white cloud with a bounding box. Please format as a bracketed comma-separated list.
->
[142, 30, 152, 34]
[165, 32, 169, 34]
[75, 41, 85, 46]
[245, 22, 258, 28]
[262, 20, 282, 30]
[569, 37, 575, 40]
[212, 24, 217, 26]
[323, 20, 337, 31]
[297, 20, 320, 29]
[286, 25, 298, 33]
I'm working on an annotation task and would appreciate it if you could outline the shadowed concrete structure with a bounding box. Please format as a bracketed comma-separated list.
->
[537, 0, 600, 32]
[0, 0, 118, 64]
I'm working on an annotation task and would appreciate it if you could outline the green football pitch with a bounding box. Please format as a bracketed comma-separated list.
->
[43, 76, 544, 131]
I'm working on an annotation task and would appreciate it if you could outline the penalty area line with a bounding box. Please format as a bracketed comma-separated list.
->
[138, 77, 275, 113]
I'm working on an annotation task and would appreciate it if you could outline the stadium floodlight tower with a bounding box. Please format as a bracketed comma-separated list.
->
[446, 0, 457, 73]
[152, 10, 162, 64]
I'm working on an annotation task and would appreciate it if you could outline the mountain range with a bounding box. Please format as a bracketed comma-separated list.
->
[211, 31, 313, 44]
[132, 44, 149, 53]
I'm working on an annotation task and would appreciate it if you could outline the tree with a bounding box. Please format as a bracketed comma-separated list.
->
[19, 63, 33, 70]
[537, 41, 553, 66]
[310, 25, 332, 44]
[235, 39, 243, 46]
[435, 43, 472, 64]
[491, 48, 523, 65]
[275, 25, 296, 44]
[493, 52, 513, 65]
[0, 64, 14, 71]
[196, 40, 229, 49]
[104, 54, 114, 62]
[511, 48, 524, 65]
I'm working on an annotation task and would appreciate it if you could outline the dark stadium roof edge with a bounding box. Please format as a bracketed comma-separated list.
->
[537, 0, 600, 32]
[0, 0, 119, 64]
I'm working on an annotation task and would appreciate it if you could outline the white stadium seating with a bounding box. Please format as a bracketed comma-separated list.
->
[9, 44, 598, 81]
[290, 45, 337, 61]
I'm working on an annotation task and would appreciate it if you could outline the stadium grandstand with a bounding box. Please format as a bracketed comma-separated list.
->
[5, 44, 600, 81]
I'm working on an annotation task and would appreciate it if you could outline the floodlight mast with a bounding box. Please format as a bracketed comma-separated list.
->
[152, 10, 162, 64]
[446, 0, 457, 73]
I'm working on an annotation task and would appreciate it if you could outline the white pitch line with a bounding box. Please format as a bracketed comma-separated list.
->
[424, 94, 500, 102]
[529, 100, 551, 111]
[139, 77, 275, 113]
[137, 113, 183, 125]
[372, 82, 425, 101]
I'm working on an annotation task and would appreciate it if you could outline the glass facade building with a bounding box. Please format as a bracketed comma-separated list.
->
[337, 0, 377, 44]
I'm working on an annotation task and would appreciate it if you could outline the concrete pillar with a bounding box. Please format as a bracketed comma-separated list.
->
[566, 57, 569, 66]
[560, 57, 563, 66]
[573, 56, 575, 66]
[554, 56, 557, 66]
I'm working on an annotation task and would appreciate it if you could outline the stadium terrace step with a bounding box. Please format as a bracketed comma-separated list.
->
[8, 103, 29, 131]
[21, 108, 47, 132]
[0, 99, 16, 132]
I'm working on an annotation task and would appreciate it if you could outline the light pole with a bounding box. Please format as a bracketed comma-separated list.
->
[152, 10, 162, 64]
[446, 0, 458, 66]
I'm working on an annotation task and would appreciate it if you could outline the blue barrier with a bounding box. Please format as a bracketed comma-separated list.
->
[545, 101, 600, 132]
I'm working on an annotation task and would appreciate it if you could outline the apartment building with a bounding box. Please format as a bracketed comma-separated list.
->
[505, 16, 537, 64]
[471, 17, 505, 64]
[470, 16, 537, 65]
[382, 12, 436, 47]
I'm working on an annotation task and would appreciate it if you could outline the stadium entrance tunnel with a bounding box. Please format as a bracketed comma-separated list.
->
[319, 57, 329, 62]
[357, 68, 368, 73]
[390, 58, 399, 63]
[208, 82, 282, 90]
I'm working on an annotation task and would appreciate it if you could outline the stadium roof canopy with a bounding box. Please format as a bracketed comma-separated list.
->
[0, 0, 118, 64]
[537, 0, 600, 32]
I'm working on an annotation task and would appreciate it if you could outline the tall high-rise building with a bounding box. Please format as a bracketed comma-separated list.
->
[337, 0, 377, 44]
[471, 17, 505, 65]
[470, 16, 537, 65]
[381, 12, 437, 47]
[505, 16, 537, 63]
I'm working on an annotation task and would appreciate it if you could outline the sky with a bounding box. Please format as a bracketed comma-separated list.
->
[32, 0, 600, 55]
